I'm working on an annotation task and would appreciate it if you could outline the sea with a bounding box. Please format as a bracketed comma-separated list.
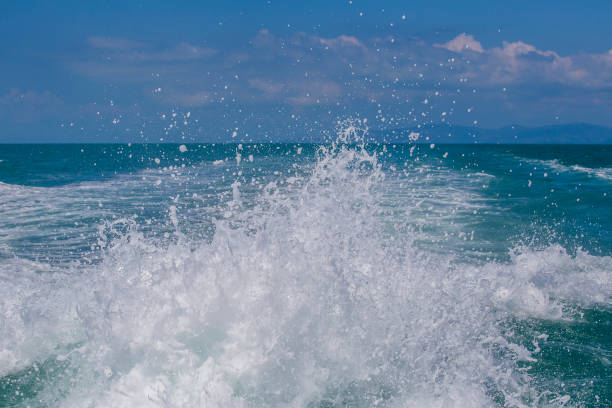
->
[0, 129, 610, 407]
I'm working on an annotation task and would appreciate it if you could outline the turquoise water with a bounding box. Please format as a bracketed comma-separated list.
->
[0, 138, 610, 407]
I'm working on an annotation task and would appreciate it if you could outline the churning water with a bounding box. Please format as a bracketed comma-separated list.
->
[0, 128, 611, 407]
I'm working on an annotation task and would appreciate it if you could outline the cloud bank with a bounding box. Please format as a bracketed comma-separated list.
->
[5, 30, 612, 141]
[73, 31, 612, 104]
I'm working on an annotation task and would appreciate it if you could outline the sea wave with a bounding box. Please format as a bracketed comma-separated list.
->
[520, 158, 612, 181]
[2, 137, 608, 407]
[570, 165, 612, 180]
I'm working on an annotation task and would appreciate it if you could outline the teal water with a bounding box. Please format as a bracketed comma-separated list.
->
[0, 141, 610, 407]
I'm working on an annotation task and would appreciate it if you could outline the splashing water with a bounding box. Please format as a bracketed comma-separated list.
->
[1, 128, 611, 407]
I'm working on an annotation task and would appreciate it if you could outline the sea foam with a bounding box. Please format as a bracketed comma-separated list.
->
[1, 134, 610, 407]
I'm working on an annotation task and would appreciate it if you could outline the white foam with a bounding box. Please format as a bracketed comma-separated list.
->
[1, 139, 609, 407]
[521, 157, 612, 181]
[571, 165, 612, 181]
[484, 245, 612, 319]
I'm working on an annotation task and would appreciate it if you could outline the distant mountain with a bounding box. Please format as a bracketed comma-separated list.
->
[371, 123, 612, 144]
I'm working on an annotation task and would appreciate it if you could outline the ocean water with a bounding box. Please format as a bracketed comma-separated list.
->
[0, 131, 611, 407]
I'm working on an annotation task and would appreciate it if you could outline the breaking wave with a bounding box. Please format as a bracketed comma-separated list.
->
[1, 132, 611, 407]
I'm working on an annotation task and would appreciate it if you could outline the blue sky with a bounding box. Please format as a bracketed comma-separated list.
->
[1, 0, 612, 142]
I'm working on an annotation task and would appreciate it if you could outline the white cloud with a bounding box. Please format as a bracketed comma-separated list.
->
[437, 33, 484, 53]
[486, 40, 588, 84]
[494, 41, 539, 58]
[319, 35, 364, 49]
[70, 30, 612, 123]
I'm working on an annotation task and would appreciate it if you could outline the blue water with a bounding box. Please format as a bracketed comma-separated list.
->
[0, 138, 610, 407]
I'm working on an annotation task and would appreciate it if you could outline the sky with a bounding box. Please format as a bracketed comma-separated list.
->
[1, 0, 612, 142]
